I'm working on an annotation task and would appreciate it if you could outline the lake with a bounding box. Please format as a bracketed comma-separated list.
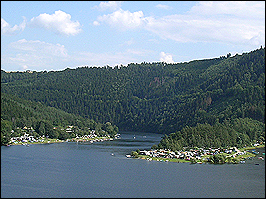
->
[1, 131, 265, 198]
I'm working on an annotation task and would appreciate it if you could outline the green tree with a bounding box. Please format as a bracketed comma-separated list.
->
[1, 119, 12, 145]
[131, 151, 139, 158]
[209, 154, 226, 164]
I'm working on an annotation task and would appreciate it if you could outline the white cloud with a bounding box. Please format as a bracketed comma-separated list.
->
[94, 1, 123, 11]
[73, 51, 128, 67]
[189, 1, 265, 19]
[10, 39, 68, 57]
[126, 48, 153, 56]
[124, 38, 134, 46]
[95, 9, 148, 30]
[2, 38, 152, 71]
[160, 52, 174, 63]
[22, 65, 28, 70]
[4, 39, 68, 71]
[93, 21, 100, 26]
[29, 10, 82, 36]
[73, 48, 152, 67]
[95, 1, 264, 46]
[147, 1, 264, 46]
[156, 4, 172, 10]
[1, 17, 26, 35]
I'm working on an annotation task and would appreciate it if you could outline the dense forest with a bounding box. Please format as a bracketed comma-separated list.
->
[1, 47, 265, 148]
[154, 118, 265, 151]
[1, 93, 119, 145]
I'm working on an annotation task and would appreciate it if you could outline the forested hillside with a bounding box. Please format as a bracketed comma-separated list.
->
[1, 93, 119, 145]
[1, 47, 265, 142]
[154, 118, 265, 150]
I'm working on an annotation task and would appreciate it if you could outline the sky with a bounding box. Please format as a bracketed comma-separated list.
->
[1, 1, 265, 72]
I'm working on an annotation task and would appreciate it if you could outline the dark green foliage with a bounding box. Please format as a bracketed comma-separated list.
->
[1, 119, 12, 145]
[1, 93, 118, 144]
[154, 118, 265, 150]
[209, 153, 227, 164]
[102, 122, 119, 138]
[1, 47, 265, 147]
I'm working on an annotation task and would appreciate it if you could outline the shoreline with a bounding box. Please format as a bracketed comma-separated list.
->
[129, 145, 265, 164]
[5, 136, 116, 146]
[4, 139, 265, 165]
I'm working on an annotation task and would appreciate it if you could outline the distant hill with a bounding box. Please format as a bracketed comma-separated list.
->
[1, 47, 265, 141]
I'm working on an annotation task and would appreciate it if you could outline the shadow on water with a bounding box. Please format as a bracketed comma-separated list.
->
[75, 131, 163, 156]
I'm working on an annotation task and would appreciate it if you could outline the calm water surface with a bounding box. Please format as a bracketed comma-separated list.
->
[1, 131, 265, 198]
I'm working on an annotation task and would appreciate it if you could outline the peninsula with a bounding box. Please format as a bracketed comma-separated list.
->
[129, 144, 265, 164]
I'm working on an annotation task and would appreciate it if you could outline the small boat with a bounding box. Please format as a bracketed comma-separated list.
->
[111, 153, 115, 156]
[125, 154, 131, 158]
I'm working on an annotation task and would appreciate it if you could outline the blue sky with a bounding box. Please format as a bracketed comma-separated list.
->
[1, 1, 265, 72]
